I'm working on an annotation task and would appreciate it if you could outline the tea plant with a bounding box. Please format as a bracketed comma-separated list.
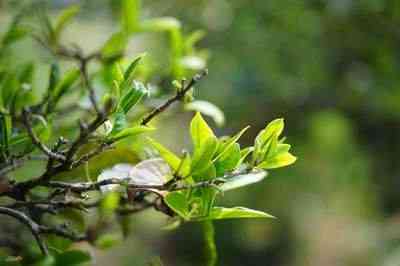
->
[0, 1, 296, 265]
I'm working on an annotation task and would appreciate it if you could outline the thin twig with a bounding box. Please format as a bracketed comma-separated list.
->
[141, 69, 208, 125]
[21, 108, 66, 162]
[0, 207, 48, 255]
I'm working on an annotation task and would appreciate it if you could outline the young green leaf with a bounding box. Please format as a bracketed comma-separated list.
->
[54, 4, 80, 41]
[190, 112, 215, 149]
[215, 143, 241, 174]
[253, 118, 284, 163]
[123, 56, 143, 84]
[147, 138, 181, 171]
[109, 125, 154, 142]
[100, 192, 120, 216]
[118, 81, 147, 114]
[191, 137, 218, 177]
[214, 126, 249, 162]
[185, 100, 225, 127]
[101, 32, 128, 62]
[164, 191, 189, 219]
[51, 68, 80, 107]
[257, 152, 297, 169]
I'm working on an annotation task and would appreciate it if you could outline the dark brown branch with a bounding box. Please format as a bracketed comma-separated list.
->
[39, 225, 88, 242]
[0, 207, 48, 256]
[141, 69, 208, 126]
[70, 142, 113, 169]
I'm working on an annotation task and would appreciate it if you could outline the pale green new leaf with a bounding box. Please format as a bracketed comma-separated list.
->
[257, 152, 297, 169]
[147, 138, 181, 171]
[54, 4, 80, 40]
[164, 191, 189, 219]
[118, 81, 147, 114]
[109, 126, 154, 142]
[52, 68, 80, 106]
[101, 32, 128, 61]
[191, 137, 218, 176]
[190, 112, 215, 149]
[214, 126, 249, 161]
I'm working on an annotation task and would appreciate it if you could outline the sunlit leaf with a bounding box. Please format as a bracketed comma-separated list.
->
[109, 125, 154, 142]
[190, 112, 215, 149]
[257, 152, 297, 169]
[164, 191, 189, 219]
[147, 138, 181, 171]
[191, 137, 218, 177]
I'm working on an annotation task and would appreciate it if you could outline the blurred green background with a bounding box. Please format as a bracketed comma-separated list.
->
[2, 0, 400, 265]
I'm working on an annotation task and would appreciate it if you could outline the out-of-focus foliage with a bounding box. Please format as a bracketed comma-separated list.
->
[1, 0, 400, 265]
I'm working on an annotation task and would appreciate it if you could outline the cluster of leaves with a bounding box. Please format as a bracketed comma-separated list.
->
[0, 1, 295, 265]
[150, 113, 296, 223]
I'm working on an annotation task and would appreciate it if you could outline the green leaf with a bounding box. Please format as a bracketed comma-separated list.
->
[176, 152, 191, 178]
[118, 81, 147, 114]
[2, 15, 29, 47]
[52, 68, 80, 106]
[94, 233, 122, 250]
[123, 56, 143, 83]
[101, 32, 128, 62]
[110, 111, 127, 135]
[238, 146, 253, 165]
[121, 0, 140, 34]
[215, 143, 241, 174]
[257, 152, 297, 169]
[253, 118, 285, 163]
[100, 192, 120, 216]
[190, 112, 215, 149]
[164, 191, 189, 219]
[54, 4, 80, 41]
[214, 126, 249, 161]
[147, 138, 181, 171]
[191, 137, 218, 177]
[0, 114, 11, 156]
[109, 125, 154, 142]
[140, 17, 181, 32]
[55, 250, 91, 266]
[220, 170, 267, 191]
[185, 101, 225, 127]
[195, 207, 275, 220]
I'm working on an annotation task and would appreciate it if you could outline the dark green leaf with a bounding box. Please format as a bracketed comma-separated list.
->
[55, 250, 91, 266]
